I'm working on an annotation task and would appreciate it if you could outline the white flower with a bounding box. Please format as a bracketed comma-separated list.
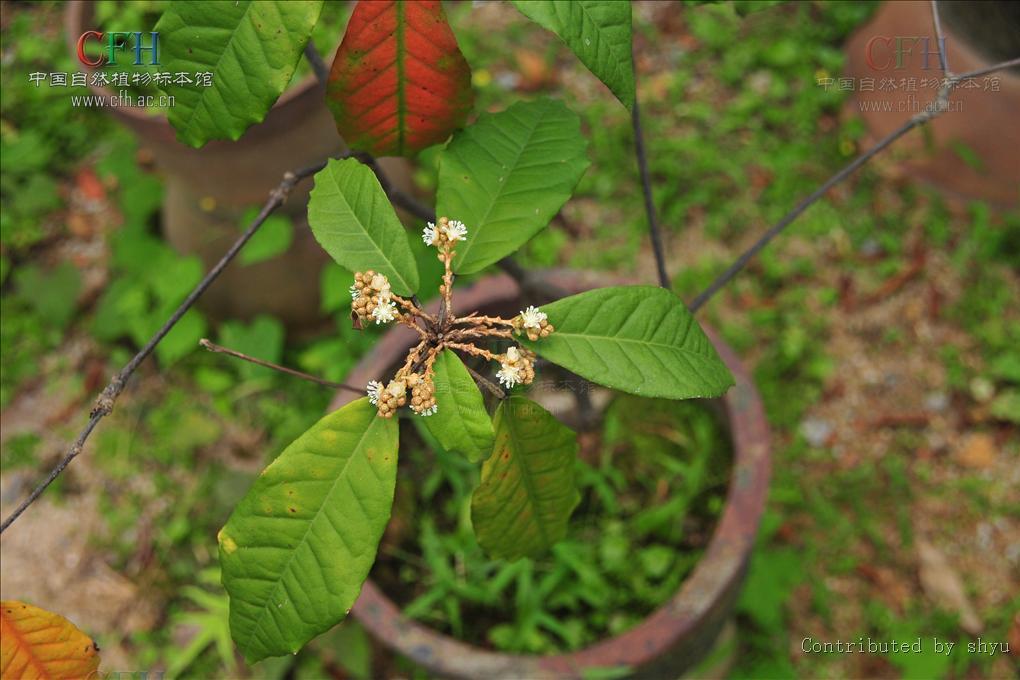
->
[520, 305, 547, 329]
[422, 222, 437, 246]
[372, 300, 398, 324]
[505, 346, 521, 362]
[366, 380, 383, 405]
[350, 284, 361, 300]
[497, 364, 521, 389]
[417, 404, 438, 417]
[443, 220, 468, 242]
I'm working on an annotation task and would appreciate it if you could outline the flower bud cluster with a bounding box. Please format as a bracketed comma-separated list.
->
[367, 371, 438, 418]
[368, 379, 407, 418]
[496, 346, 536, 389]
[408, 372, 438, 416]
[513, 305, 554, 341]
[422, 216, 468, 252]
[351, 271, 398, 324]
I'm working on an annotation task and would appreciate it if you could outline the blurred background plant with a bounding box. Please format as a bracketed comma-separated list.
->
[1, 1, 1017, 678]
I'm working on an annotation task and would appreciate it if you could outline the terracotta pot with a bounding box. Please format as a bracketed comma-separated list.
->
[63, 1, 414, 330]
[330, 272, 772, 679]
[843, 1, 1020, 207]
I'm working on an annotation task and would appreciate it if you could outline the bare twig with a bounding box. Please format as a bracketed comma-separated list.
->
[954, 56, 1020, 81]
[0, 160, 330, 534]
[464, 364, 506, 400]
[688, 121, 915, 311]
[929, 1, 952, 76]
[199, 339, 362, 393]
[688, 51, 1020, 313]
[631, 74, 671, 288]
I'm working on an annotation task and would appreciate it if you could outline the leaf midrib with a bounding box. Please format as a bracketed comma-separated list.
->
[550, 329, 709, 356]
[240, 413, 380, 653]
[452, 104, 550, 271]
[501, 400, 552, 547]
[0, 610, 51, 679]
[395, 0, 406, 154]
[441, 354, 492, 455]
[320, 164, 416, 294]
[173, 1, 257, 138]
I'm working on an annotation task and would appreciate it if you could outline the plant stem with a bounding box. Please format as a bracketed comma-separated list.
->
[631, 84, 671, 289]
[446, 342, 499, 362]
[929, 1, 952, 76]
[304, 42, 330, 84]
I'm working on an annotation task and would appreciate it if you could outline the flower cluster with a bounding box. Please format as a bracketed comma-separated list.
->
[351, 271, 398, 324]
[513, 305, 554, 341]
[408, 372, 438, 416]
[368, 379, 407, 417]
[358, 217, 554, 418]
[422, 216, 468, 250]
[367, 368, 438, 419]
[496, 346, 536, 389]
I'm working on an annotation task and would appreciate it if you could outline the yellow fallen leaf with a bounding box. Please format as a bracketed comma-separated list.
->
[0, 601, 100, 680]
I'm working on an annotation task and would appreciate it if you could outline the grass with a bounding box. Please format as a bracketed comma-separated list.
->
[2, 1, 1018, 678]
[369, 395, 730, 654]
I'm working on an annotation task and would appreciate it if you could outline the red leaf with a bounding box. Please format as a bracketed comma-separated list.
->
[327, 0, 473, 157]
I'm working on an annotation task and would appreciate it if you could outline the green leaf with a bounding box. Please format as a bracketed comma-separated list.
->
[156, 1, 324, 147]
[439, 99, 590, 275]
[150, 254, 203, 305]
[511, 1, 635, 109]
[155, 307, 207, 367]
[423, 350, 495, 462]
[521, 286, 734, 399]
[307, 158, 420, 295]
[12, 262, 80, 329]
[239, 209, 293, 266]
[92, 279, 147, 342]
[219, 398, 398, 663]
[471, 397, 579, 559]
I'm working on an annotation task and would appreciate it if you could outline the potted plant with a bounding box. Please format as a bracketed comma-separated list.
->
[6, 0, 1017, 676]
[328, 270, 770, 678]
[182, 1, 766, 676]
[20, 1, 932, 676]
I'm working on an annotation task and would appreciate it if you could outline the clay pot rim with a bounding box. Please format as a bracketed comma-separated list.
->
[62, 1, 328, 129]
[331, 271, 772, 679]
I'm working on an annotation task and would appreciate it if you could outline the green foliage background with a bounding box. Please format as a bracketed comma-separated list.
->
[1, 1, 1017, 678]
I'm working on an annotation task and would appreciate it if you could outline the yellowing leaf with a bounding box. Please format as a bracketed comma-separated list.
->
[0, 600, 100, 680]
[471, 397, 579, 559]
